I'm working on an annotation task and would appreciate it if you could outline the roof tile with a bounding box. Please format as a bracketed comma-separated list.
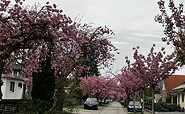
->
[164, 75, 185, 91]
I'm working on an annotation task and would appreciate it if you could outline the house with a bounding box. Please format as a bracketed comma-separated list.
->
[1, 62, 27, 99]
[168, 82, 185, 109]
[159, 75, 185, 109]
[163, 75, 185, 92]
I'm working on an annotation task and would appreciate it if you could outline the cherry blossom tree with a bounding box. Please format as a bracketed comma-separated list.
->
[0, 0, 118, 106]
[80, 75, 97, 97]
[75, 24, 118, 78]
[98, 76, 117, 100]
[0, 0, 79, 99]
[80, 75, 117, 101]
[117, 67, 145, 104]
[52, 24, 118, 111]
[155, 0, 185, 65]
[128, 45, 178, 114]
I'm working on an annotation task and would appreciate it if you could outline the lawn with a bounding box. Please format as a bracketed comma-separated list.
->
[73, 105, 84, 109]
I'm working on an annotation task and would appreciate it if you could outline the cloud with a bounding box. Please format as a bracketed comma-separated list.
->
[24, 0, 185, 75]
[112, 29, 165, 47]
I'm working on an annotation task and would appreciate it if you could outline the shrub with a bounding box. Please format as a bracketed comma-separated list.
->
[17, 99, 52, 113]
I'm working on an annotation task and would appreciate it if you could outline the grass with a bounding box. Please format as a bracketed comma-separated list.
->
[73, 105, 84, 109]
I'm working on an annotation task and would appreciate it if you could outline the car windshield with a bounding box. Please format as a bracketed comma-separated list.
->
[86, 98, 98, 103]
[129, 101, 141, 105]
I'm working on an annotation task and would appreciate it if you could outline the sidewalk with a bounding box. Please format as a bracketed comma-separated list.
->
[144, 109, 152, 114]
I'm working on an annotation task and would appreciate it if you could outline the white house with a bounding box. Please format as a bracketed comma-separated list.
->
[169, 82, 185, 109]
[1, 62, 26, 99]
[156, 75, 185, 109]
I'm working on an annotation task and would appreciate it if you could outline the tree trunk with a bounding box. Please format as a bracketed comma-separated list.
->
[142, 90, 145, 114]
[50, 73, 68, 113]
[50, 89, 57, 112]
[26, 84, 32, 99]
[133, 97, 136, 114]
[151, 85, 155, 114]
[126, 88, 131, 107]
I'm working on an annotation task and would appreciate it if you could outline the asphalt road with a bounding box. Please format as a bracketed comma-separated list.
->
[74, 101, 185, 114]
[99, 101, 127, 114]
[73, 106, 104, 114]
[75, 101, 152, 114]
[73, 101, 125, 114]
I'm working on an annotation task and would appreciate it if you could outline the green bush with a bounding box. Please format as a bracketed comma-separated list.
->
[17, 99, 52, 113]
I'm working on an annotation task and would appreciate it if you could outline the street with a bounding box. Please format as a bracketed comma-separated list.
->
[99, 101, 127, 114]
[74, 101, 185, 114]
[73, 101, 126, 114]
[75, 101, 151, 114]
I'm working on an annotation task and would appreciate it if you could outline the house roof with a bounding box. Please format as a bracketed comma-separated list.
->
[164, 75, 185, 91]
[172, 82, 185, 90]
[169, 82, 185, 94]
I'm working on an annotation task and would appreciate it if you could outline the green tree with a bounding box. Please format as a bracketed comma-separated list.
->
[31, 56, 55, 110]
[78, 44, 100, 78]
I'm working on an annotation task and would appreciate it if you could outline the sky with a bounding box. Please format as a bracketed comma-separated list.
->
[25, 0, 185, 75]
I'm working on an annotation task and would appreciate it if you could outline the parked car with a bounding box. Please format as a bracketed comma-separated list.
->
[127, 101, 142, 112]
[120, 99, 127, 107]
[84, 97, 98, 110]
[119, 100, 125, 105]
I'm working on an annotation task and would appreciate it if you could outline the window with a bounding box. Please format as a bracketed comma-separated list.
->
[18, 83, 22, 88]
[10, 81, 15, 92]
[178, 94, 180, 104]
[182, 94, 184, 103]
[12, 70, 21, 76]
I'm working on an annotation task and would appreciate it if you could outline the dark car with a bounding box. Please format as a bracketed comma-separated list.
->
[84, 97, 98, 110]
[127, 101, 142, 112]
[119, 100, 125, 106]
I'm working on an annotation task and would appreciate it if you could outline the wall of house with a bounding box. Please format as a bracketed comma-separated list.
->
[1, 78, 7, 98]
[177, 93, 185, 109]
[1, 78, 24, 99]
[154, 94, 161, 103]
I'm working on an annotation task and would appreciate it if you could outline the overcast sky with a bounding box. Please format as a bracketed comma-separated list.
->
[27, 0, 185, 75]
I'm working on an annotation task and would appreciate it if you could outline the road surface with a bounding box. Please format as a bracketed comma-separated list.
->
[99, 101, 127, 114]
[74, 101, 184, 114]
[74, 101, 126, 114]
[75, 101, 152, 114]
